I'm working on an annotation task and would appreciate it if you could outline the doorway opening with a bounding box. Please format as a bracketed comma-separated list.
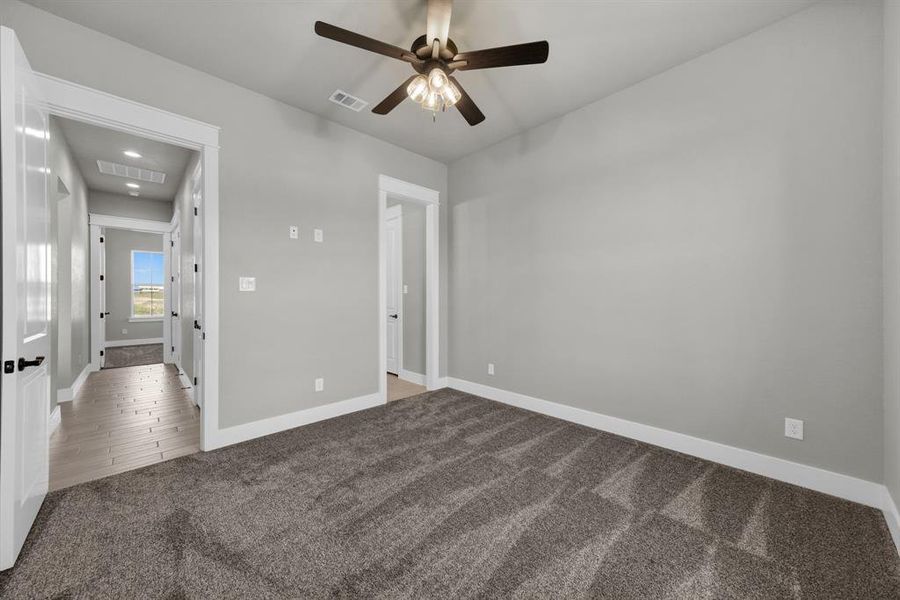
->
[378, 175, 440, 403]
[50, 114, 201, 491]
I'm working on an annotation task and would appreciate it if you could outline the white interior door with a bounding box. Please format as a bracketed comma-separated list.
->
[191, 165, 203, 407]
[99, 228, 106, 367]
[170, 226, 181, 365]
[0, 26, 51, 570]
[385, 205, 402, 375]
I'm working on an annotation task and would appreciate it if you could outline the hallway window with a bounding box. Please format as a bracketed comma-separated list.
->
[131, 250, 164, 318]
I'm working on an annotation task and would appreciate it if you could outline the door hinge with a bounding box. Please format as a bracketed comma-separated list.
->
[171, 346, 175, 352]
[193, 376, 198, 386]
[171, 276, 175, 282]
[194, 263, 198, 273]
[99, 274, 104, 281]
[100, 236, 104, 243]
[100, 312, 105, 319]
[194, 207, 198, 216]
[202, 332, 206, 340]
[100, 350, 104, 357]
[170, 240, 174, 247]
[3, 360, 14, 374]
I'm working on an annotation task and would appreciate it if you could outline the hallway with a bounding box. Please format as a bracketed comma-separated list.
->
[50, 363, 200, 491]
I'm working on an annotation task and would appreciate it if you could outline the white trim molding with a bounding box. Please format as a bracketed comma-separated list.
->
[884, 488, 900, 556]
[57, 362, 92, 403]
[378, 174, 440, 404]
[42, 72, 220, 452]
[210, 393, 382, 450]
[104, 337, 163, 348]
[48, 406, 61, 437]
[446, 377, 885, 509]
[399, 369, 426, 386]
[88, 213, 173, 234]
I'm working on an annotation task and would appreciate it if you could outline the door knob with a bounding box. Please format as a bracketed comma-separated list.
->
[171, 311, 179, 317]
[17, 356, 45, 371]
[389, 314, 398, 319]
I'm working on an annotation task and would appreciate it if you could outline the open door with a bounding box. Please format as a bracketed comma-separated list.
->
[191, 164, 203, 408]
[0, 26, 51, 570]
[385, 204, 402, 375]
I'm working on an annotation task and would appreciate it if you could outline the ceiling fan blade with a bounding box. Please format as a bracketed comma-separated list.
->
[448, 76, 485, 126]
[314, 21, 420, 64]
[372, 76, 418, 115]
[453, 40, 549, 70]
[425, 0, 453, 56]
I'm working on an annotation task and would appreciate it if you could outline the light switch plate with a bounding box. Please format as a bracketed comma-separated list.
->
[314, 228, 324, 243]
[315, 377, 324, 392]
[488, 363, 495, 376]
[289, 225, 299, 239]
[239, 276, 256, 292]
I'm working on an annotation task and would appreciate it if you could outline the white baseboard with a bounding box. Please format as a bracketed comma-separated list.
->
[56, 362, 92, 403]
[210, 392, 383, 450]
[883, 488, 900, 555]
[399, 369, 426, 386]
[48, 405, 61, 436]
[436, 376, 449, 388]
[175, 362, 194, 402]
[104, 337, 163, 348]
[446, 377, 884, 509]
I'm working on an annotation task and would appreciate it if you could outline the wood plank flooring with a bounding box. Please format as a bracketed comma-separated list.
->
[387, 373, 426, 402]
[50, 363, 200, 491]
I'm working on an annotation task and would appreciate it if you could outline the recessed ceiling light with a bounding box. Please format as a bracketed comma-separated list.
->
[126, 182, 140, 189]
[123, 150, 142, 158]
[129, 191, 140, 197]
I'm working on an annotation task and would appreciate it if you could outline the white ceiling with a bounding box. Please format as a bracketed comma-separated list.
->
[29, 0, 816, 163]
[54, 116, 193, 201]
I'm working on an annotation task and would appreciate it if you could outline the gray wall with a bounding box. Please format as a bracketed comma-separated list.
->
[0, 0, 448, 429]
[448, 0, 883, 482]
[885, 0, 900, 503]
[172, 152, 200, 379]
[387, 199, 425, 376]
[48, 116, 90, 407]
[104, 229, 164, 342]
[89, 191, 173, 222]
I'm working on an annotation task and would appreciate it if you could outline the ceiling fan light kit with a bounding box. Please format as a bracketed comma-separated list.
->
[314, 0, 549, 126]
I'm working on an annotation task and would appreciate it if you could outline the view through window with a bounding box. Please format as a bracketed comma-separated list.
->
[131, 250, 165, 318]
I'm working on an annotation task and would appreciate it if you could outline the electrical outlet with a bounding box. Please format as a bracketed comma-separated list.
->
[784, 417, 804, 440]
[487, 363, 495, 376]
[289, 225, 299, 239]
[315, 377, 324, 392]
[314, 228, 324, 243]
[239, 277, 256, 292]
[122, 328, 127, 335]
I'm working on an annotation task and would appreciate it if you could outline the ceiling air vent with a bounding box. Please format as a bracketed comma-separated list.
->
[329, 90, 368, 112]
[97, 160, 166, 184]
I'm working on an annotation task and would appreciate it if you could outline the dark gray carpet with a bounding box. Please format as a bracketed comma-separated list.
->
[1, 389, 898, 599]
[102, 343, 164, 369]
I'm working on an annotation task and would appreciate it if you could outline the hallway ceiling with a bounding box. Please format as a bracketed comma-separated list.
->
[55, 117, 193, 201]
[28, 0, 815, 163]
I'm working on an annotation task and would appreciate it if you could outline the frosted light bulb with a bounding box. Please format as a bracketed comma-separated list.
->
[422, 89, 441, 111]
[442, 82, 461, 108]
[428, 68, 448, 91]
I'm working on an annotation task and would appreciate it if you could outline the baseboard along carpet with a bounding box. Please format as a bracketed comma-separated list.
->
[1, 388, 897, 598]
[102, 343, 164, 369]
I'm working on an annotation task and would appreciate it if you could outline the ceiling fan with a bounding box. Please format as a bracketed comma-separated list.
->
[314, 0, 549, 126]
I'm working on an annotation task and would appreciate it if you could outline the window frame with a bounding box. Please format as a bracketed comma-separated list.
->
[130, 249, 166, 321]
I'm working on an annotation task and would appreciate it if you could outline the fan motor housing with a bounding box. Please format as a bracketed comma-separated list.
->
[411, 34, 458, 65]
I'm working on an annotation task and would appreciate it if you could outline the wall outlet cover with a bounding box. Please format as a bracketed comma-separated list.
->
[289, 225, 299, 239]
[784, 417, 804, 440]
[121, 328, 127, 335]
[239, 277, 256, 292]
[314, 228, 324, 243]
[488, 363, 495, 376]
[315, 377, 324, 392]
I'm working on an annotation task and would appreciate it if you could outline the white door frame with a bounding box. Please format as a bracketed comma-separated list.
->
[378, 175, 440, 401]
[37, 72, 221, 451]
[89, 214, 173, 372]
